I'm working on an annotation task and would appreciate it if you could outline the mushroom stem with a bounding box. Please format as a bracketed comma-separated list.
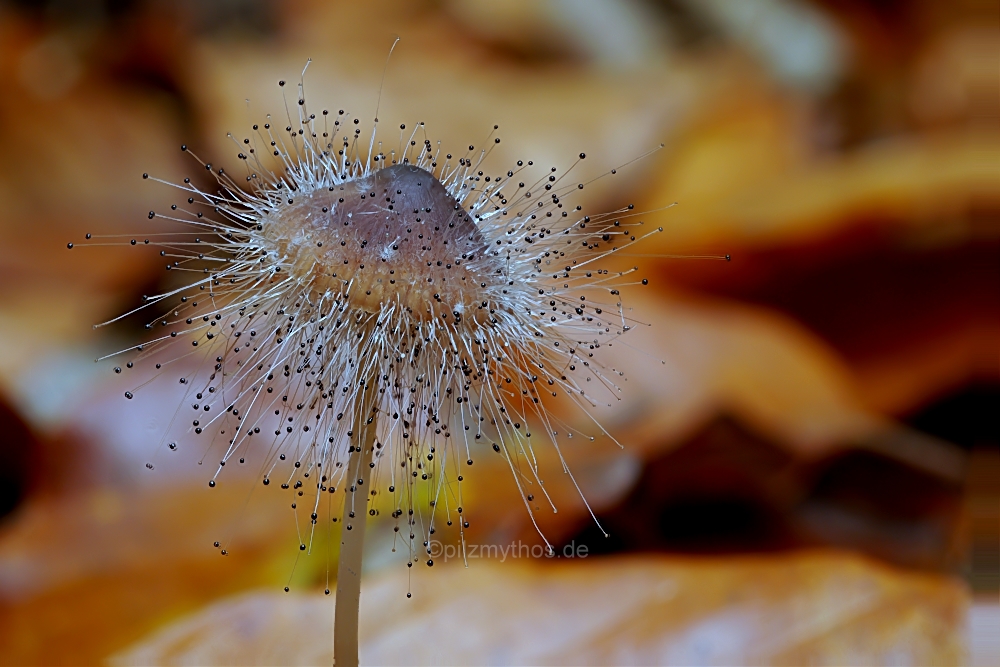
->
[334, 383, 378, 667]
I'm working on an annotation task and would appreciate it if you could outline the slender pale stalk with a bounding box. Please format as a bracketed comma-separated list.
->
[334, 382, 378, 667]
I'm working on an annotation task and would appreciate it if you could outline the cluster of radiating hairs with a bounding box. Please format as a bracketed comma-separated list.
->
[70, 70, 669, 568]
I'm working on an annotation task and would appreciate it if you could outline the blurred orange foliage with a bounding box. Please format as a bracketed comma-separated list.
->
[0, 0, 994, 663]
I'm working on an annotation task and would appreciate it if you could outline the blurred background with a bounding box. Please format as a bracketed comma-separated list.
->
[0, 0, 996, 664]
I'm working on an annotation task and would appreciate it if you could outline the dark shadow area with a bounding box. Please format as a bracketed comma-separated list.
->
[906, 384, 1000, 450]
[0, 394, 39, 520]
[564, 415, 965, 571]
